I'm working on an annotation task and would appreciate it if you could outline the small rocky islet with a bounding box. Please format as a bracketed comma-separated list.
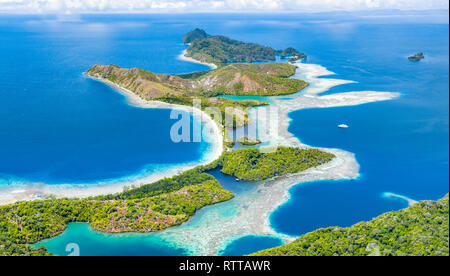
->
[408, 52, 425, 61]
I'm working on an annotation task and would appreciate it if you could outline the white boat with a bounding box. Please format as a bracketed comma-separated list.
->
[338, 124, 349, 128]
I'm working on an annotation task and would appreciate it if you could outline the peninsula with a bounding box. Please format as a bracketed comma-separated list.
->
[251, 194, 449, 256]
[86, 62, 308, 129]
[183, 29, 307, 67]
[87, 62, 307, 98]
[1, 29, 433, 258]
[0, 147, 335, 256]
[408, 52, 424, 61]
[222, 147, 335, 181]
[0, 30, 331, 255]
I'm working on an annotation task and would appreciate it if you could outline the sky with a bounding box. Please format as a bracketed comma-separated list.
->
[0, 0, 449, 14]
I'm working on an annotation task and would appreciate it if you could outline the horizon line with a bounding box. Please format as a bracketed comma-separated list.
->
[0, 8, 449, 16]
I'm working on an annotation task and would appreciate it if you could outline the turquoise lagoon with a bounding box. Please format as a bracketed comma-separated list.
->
[0, 11, 447, 255]
[35, 223, 189, 256]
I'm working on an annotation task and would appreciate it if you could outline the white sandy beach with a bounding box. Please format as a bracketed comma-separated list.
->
[383, 192, 418, 206]
[178, 49, 218, 70]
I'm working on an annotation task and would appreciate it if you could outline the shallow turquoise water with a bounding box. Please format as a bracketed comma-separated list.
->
[34, 223, 188, 256]
[218, 94, 273, 103]
[270, 21, 449, 236]
[13, 11, 450, 255]
[34, 167, 263, 256]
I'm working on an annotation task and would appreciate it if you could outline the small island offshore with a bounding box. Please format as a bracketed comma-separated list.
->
[408, 52, 425, 61]
[182, 28, 307, 66]
[0, 29, 447, 257]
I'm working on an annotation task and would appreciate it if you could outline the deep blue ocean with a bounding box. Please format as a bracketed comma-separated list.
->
[1, 12, 448, 255]
[0, 15, 217, 184]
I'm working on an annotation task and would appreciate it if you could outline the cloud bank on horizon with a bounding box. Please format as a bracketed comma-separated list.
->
[0, 0, 448, 14]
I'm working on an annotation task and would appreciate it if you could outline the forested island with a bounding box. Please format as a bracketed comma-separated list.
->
[408, 52, 425, 61]
[86, 62, 307, 129]
[0, 33, 317, 256]
[251, 194, 449, 256]
[87, 62, 306, 98]
[222, 147, 335, 181]
[0, 168, 232, 245]
[183, 29, 307, 67]
[87, 30, 308, 134]
[0, 147, 333, 256]
[2, 30, 446, 258]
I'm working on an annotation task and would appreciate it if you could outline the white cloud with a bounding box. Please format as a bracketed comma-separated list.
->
[0, 0, 448, 13]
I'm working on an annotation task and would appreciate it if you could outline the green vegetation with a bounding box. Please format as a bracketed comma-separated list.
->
[0, 179, 232, 243]
[183, 29, 306, 67]
[98, 168, 216, 200]
[408, 52, 424, 61]
[224, 128, 236, 148]
[1, 30, 445, 258]
[186, 35, 278, 66]
[193, 63, 308, 96]
[280, 47, 304, 58]
[0, 235, 52, 256]
[221, 147, 335, 181]
[86, 62, 307, 130]
[86, 62, 306, 98]
[86, 65, 185, 100]
[86, 32, 309, 133]
[156, 94, 267, 128]
[182, 28, 209, 44]
[177, 70, 210, 80]
[0, 146, 336, 256]
[237, 136, 261, 146]
[251, 194, 449, 256]
[0, 169, 233, 255]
